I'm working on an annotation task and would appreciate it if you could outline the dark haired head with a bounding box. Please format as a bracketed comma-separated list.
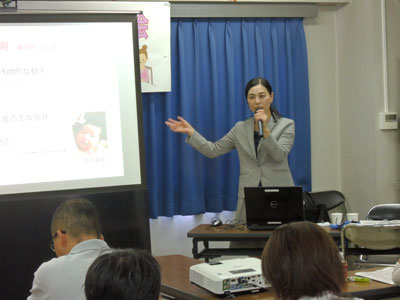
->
[245, 77, 281, 121]
[51, 198, 102, 240]
[85, 249, 161, 300]
[261, 221, 345, 300]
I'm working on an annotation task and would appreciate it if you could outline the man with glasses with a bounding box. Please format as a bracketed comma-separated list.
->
[28, 198, 110, 300]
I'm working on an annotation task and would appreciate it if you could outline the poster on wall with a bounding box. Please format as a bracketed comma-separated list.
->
[18, 1, 172, 93]
[136, 2, 171, 93]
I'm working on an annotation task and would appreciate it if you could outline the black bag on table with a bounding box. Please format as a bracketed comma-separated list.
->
[303, 192, 330, 223]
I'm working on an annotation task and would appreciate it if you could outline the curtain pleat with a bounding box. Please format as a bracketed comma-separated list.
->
[142, 18, 311, 218]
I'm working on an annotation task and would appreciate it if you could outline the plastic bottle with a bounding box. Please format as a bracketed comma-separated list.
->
[339, 251, 348, 279]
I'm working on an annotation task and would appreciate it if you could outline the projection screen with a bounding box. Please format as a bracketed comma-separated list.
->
[0, 13, 145, 196]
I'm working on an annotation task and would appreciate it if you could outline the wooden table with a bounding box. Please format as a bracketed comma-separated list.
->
[156, 254, 400, 300]
[187, 224, 341, 260]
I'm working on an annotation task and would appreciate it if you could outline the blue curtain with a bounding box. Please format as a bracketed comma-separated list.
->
[142, 18, 311, 218]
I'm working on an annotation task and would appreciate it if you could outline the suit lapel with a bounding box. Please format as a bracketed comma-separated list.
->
[245, 118, 257, 159]
[244, 117, 278, 161]
[268, 117, 276, 132]
[257, 118, 277, 159]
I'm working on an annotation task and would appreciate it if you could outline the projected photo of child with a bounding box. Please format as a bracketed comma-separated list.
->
[72, 112, 108, 158]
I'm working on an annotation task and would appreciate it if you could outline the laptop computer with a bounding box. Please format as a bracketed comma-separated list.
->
[244, 186, 304, 230]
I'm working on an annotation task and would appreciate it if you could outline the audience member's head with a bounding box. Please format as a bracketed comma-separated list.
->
[261, 221, 345, 300]
[28, 198, 109, 300]
[85, 249, 161, 300]
[50, 198, 102, 257]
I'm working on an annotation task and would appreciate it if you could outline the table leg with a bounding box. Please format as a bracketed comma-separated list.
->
[192, 238, 199, 258]
[203, 241, 210, 262]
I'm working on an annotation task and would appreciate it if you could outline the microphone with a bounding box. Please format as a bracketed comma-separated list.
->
[255, 107, 263, 137]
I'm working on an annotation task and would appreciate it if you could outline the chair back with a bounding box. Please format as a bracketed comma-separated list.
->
[307, 190, 347, 222]
[308, 190, 345, 211]
[303, 192, 330, 223]
[367, 204, 400, 221]
[343, 224, 400, 250]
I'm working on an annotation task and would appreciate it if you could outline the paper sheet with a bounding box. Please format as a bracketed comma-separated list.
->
[355, 267, 395, 285]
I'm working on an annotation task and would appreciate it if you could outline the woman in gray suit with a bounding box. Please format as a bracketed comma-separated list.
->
[165, 77, 295, 223]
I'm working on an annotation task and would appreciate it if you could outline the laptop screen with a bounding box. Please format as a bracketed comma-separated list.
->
[244, 187, 304, 230]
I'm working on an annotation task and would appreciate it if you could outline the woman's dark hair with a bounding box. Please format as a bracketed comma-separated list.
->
[261, 221, 345, 300]
[245, 77, 282, 121]
[85, 249, 161, 300]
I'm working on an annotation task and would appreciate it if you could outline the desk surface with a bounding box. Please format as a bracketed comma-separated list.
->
[187, 224, 340, 239]
[156, 254, 400, 300]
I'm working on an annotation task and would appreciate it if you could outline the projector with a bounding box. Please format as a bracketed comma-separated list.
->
[190, 257, 269, 295]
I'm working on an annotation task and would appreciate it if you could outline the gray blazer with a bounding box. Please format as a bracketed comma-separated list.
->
[187, 116, 295, 221]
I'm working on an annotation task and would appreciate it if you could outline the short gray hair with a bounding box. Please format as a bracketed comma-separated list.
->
[51, 198, 102, 239]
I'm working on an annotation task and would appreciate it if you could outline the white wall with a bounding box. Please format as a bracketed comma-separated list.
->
[380, 0, 400, 208]
[150, 0, 400, 257]
[336, 0, 400, 217]
[304, 5, 341, 191]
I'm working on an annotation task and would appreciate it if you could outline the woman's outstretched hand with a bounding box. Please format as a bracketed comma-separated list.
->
[165, 116, 195, 136]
